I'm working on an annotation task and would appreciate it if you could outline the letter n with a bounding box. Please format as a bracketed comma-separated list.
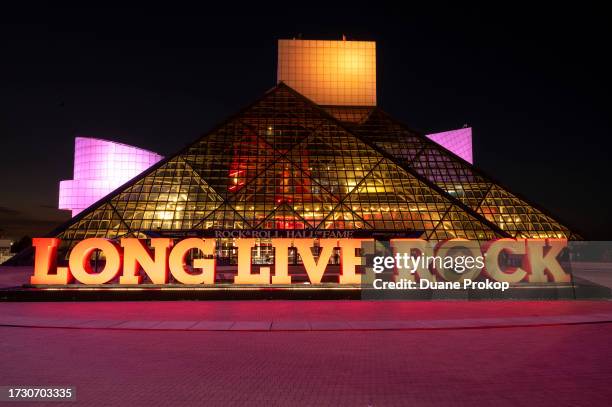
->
[120, 238, 172, 284]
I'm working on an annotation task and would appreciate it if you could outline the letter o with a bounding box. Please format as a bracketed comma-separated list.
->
[435, 239, 482, 282]
[69, 238, 122, 285]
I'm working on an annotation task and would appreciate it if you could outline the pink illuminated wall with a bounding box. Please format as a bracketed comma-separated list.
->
[59, 137, 163, 217]
[426, 127, 473, 164]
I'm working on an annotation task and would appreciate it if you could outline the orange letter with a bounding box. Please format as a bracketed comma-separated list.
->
[30, 238, 73, 285]
[294, 239, 336, 284]
[390, 239, 432, 282]
[484, 239, 527, 283]
[119, 238, 172, 284]
[70, 238, 122, 285]
[525, 239, 570, 283]
[271, 239, 292, 284]
[434, 239, 483, 282]
[339, 239, 373, 284]
[169, 238, 216, 284]
[234, 239, 270, 284]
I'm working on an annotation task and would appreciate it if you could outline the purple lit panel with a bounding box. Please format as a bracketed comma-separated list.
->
[426, 127, 473, 164]
[59, 137, 163, 217]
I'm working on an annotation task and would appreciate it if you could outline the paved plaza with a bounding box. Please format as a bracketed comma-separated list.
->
[1, 300, 612, 406]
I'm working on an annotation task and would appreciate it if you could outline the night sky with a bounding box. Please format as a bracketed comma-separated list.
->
[1, 3, 610, 240]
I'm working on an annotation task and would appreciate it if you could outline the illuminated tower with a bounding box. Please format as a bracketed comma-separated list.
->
[59, 137, 163, 217]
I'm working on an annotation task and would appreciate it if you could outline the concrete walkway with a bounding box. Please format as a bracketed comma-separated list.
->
[2, 300, 611, 331]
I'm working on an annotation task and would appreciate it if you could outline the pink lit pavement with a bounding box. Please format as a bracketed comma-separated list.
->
[2, 302, 612, 406]
[2, 267, 612, 405]
[2, 300, 612, 331]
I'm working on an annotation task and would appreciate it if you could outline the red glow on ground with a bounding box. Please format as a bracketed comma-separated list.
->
[2, 300, 610, 322]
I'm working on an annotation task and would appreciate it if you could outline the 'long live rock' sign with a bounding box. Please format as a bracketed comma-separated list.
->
[29, 237, 571, 286]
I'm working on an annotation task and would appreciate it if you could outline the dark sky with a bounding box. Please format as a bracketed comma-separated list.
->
[1, 3, 610, 240]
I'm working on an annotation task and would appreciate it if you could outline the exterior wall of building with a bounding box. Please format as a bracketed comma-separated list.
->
[426, 127, 473, 164]
[59, 137, 163, 217]
[278, 39, 376, 106]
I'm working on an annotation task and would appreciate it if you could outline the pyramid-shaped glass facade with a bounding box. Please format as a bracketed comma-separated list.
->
[338, 108, 578, 239]
[51, 83, 578, 257]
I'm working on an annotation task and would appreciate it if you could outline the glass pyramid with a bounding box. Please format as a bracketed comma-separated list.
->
[343, 108, 579, 239]
[52, 83, 578, 255]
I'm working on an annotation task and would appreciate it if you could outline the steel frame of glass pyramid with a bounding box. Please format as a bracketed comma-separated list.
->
[327, 106, 581, 240]
[47, 83, 580, 262]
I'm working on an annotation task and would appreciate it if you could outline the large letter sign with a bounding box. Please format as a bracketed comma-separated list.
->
[29, 237, 572, 286]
